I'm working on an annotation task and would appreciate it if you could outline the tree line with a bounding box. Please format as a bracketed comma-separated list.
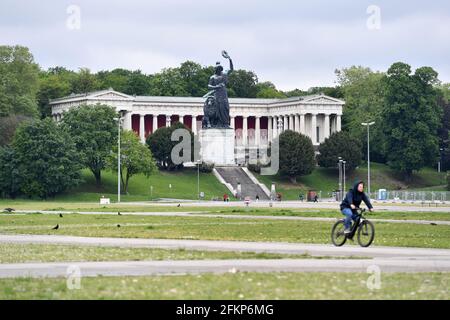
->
[1, 45, 449, 197]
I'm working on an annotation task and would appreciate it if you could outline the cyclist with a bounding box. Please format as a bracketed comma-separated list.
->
[340, 181, 374, 234]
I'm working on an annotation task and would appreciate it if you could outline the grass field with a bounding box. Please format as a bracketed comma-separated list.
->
[1, 213, 449, 248]
[256, 162, 448, 200]
[1, 243, 340, 264]
[29, 168, 229, 202]
[0, 272, 448, 299]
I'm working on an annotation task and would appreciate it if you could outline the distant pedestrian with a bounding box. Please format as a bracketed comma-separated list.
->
[256, 194, 259, 201]
[313, 195, 318, 203]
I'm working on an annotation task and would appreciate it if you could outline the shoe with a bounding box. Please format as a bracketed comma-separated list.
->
[344, 228, 351, 234]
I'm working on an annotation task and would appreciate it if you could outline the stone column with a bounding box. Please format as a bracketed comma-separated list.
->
[324, 114, 330, 141]
[289, 115, 294, 130]
[242, 116, 248, 147]
[192, 115, 197, 135]
[139, 114, 145, 143]
[152, 114, 158, 133]
[123, 112, 132, 130]
[336, 114, 342, 132]
[166, 115, 171, 127]
[267, 116, 273, 142]
[300, 114, 305, 135]
[311, 114, 317, 144]
[230, 116, 235, 129]
[179, 115, 184, 124]
[255, 116, 261, 146]
[294, 114, 300, 132]
[283, 115, 288, 131]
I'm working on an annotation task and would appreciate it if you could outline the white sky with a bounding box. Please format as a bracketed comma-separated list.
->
[1, 0, 449, 90]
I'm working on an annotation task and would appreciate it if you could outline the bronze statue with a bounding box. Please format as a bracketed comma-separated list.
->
[202, 50, 234, 129]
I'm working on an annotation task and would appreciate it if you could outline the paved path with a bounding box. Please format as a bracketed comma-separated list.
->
[1, 235, 450, 277]
[4, 210, 450, 226]
[1, 258, 450, 278]
[126, 200, 450, 212]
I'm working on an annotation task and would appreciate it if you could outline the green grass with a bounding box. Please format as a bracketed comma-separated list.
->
[0, 243, 332, 264]
[0, 272, 448, 299]
[256, 162, 448, 200]
[1, 213, 449, 248]
[6, 168, 230, 202]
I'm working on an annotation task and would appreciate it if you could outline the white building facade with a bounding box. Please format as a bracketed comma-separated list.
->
[50, 89, 344, 147]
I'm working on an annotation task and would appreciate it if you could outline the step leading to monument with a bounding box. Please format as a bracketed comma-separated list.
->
[214, 167, 270, 200]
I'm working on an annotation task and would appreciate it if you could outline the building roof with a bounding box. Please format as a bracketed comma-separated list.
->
[50, 89, 345, 105]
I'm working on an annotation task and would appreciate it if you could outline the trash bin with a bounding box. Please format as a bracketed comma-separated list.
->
[378, 189, 387, 200]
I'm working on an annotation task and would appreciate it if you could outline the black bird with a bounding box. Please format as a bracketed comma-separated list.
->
[4, 208, 15, 213]
[52, 224, 59, 230]
[177, 204, 181, 207]
[59, 213, 63, 218]
[117, 224, 121, 228]
[430, 223, 437, 226]
[118, 212, 122, 216]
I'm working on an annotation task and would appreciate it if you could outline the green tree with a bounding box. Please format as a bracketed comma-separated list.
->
[37, 70, 72, 118]
[256, 82, 286, 98]
[0, 114, 33, 146]
[71, 68, 100, 94]
[228, 69, 258, 98]
[335, 66, 386, 162]
[109, 130, 156, 194]
[61, 104, 118, 187]
[278, 130, 315, 182]
[146, 122, 195, 170]
[0, 146, 22, 198]
[317, 131, 362, 171]
[381, 62, 442, 179]
[0, 45, 39, 117]
[12, 118, 82, 199]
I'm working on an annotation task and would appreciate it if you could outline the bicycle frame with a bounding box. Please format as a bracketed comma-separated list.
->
[345, 208, 366, 239]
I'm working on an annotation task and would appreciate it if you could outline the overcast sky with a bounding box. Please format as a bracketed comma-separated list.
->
[1, 0, 449, 90]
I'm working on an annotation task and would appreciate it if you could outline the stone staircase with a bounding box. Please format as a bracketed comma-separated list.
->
[215, 167, 270, 200]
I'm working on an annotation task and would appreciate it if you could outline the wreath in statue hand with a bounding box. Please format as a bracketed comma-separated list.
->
[221, 50, 230, 60]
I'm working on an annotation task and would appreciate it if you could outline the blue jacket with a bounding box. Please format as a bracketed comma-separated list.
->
[340, 181, 373, 211]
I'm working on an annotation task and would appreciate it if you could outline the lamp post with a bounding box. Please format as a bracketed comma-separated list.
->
[361, 121, 375, 197]
[197, 159, 201, 200]
[438, 148, 444, 173]
[343, 160, 347, 194]
[338, 157, 343, 201]
[113, 113, 125, 203]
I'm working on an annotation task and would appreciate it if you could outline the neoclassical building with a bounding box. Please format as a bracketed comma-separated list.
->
[50, 89, 344, 147]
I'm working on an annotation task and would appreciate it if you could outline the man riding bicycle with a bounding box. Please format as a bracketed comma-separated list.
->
[340, 181, 374, 234]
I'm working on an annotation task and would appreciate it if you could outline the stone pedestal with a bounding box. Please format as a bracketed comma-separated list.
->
[199, 128, 235, 165]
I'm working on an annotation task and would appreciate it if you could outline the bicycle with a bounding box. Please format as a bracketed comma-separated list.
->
[331, 207, 375, 247]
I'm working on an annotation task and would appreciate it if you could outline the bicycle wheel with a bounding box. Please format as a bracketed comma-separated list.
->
[357, 220, 375, 247]
[331, 220, 347, 246]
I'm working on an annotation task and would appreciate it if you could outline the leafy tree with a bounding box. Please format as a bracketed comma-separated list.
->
[148, 67, 189, 96]
[108, 130, 156, 194]
[12, 118, 82, 199]
[278, 130, 315, 183]
[256, 82, 286, 98]
[228, 69, 258, 98]
[0, 114, 33, 146]
[381, 62, 442, 180]
[0, 146, 22, 198]
[317, 131, 362, 171]
[71, 68, 100, 94]
[37, 71, 72, 118]
[0, 45, 39, 117]
[437, 96, 450, 171]
[61, 104, 118, 186]
[146, 122, 195, 170]
[125, 70, 151, 95]
[335, 66, 386, 162]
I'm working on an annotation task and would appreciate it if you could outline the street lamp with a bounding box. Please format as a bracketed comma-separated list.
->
[197, 159, 201, 200]
[113, 112, 125, 203]
[438, 148, 444, 173]
[361, 121, 375, 197]
[342, 160, 347, 194]
[338, 157, 343, 201]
